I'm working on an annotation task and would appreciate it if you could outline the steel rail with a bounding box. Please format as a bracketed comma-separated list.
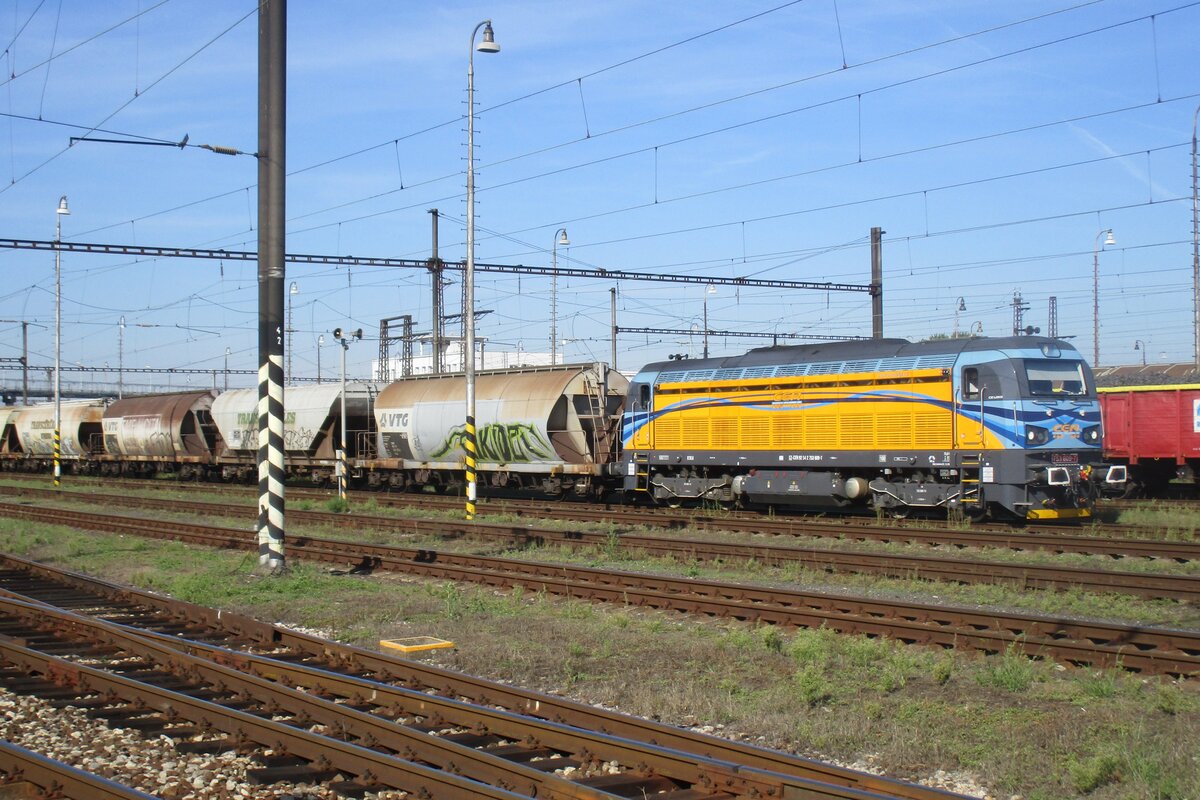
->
[0, 739, 160, 800]
[0, 552, 957, 800]
[0, 598, 532, 800]
[10, 485, 1198, 602]
[0, 574, 913, 800]
[7, 475, 1189, 561]
[0, 502, 1196, 676]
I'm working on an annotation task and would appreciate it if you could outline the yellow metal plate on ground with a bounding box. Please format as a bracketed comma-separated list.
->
[1026, 507, 1091, 520]
[380, 636, 455, 653]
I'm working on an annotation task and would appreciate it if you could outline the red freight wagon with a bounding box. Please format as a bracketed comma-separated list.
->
[1098, 385, 1200, 496]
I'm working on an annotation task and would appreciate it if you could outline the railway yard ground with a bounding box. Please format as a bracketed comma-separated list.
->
[0, 476, 1196, 799]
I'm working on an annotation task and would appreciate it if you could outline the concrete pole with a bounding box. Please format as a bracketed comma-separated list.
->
[54, 197, 68, 488]
[870, 227, 883, 339]
[256, 0, 287, 573]
[118, 317, 124, 399]
[429, 208, 443, 375]
[21, 322, 28, 406]
[610, 286, 617, 370]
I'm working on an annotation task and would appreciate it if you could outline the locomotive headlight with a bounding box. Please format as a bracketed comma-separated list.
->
[1082, 425, 1101, 444]
[1025, 426, 1050, 445]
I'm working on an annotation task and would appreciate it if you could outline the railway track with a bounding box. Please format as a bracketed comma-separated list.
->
[4, 473, 1193, 556]
[0, 739, 159, 800]
[6, 485, 1200, 601]
[1, 501, 1196, 677]
[0, 595, 577, 800]
[0, 552, 962, 800]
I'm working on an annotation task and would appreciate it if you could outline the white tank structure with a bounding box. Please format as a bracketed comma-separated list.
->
[209, 383, 378, 481]
[10, 400, 106, 457]
[102, 391, 219, 459]
[370, 364, 628, 492]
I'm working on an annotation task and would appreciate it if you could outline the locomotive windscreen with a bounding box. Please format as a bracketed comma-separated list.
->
[1024, 360, 1087, 396]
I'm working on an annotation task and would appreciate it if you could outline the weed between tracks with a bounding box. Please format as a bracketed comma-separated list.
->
[0, 491, 1197, 798]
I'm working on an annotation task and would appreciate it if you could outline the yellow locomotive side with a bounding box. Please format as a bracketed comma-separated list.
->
[634, 367, 1004, 453]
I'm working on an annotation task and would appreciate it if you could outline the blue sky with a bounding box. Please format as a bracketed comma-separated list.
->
[1, 0, 1198, 385]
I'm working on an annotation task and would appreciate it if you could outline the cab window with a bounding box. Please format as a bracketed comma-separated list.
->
[961, 368, 980, 401]
[635, 384, 651, 410]
[1024, 360, 1086, 396]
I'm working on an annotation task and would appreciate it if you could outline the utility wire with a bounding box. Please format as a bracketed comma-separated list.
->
[0, 0, 173, 90]
[0, 4, 255, 194]
[64, 0, 1112, 240]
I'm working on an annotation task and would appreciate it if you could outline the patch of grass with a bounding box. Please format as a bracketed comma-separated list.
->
[1067, 752, 1123, 793]
[1074, 669, 1122, 701]
[792, 665, 834, 706]
[931, 654, 954, 685]
[324, 497, 351, 514]
[1114, 504, 1199, 539]
[974, 643, 1042, 692]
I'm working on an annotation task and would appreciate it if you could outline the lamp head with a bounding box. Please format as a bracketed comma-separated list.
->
[318, 335, 325, 346]
[1104, 230, 1115, 246]
[1134, 340, 1141, 350]
[957, 298, 966, 311]
[56, 196, 70, 215]
[333, 327, 342, 340]
[557, 229, 570, 247]
[477, 22, 500, 53]
[353, 328, 363, 341]
[289, 282, 299, 294]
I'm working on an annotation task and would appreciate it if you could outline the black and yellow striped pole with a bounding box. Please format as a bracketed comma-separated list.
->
[464, 414, 477, 519]
[464, 19, 500, 521]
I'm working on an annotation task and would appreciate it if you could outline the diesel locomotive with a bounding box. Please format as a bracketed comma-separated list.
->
[620, 336, 1124, 520]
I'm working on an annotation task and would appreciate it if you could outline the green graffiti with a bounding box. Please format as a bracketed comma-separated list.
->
[432, 422, 555, 462]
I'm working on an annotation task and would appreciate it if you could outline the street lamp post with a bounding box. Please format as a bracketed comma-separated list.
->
[54, 196, 69, 489]
[1092, 228, 1115, 367]
[550, 228, 568, 366]
[316, 335, 324, 384]
[1134, 340, 1146, 366]
[465, 19, 500, 522]
[702, 285, 717, 358]
[1192, 103, 1199, 366]
[224, 347, 232, 390]
[287, 282, 298, 385]
[332, 327, 361, 503]
[118, 316, 125, 399]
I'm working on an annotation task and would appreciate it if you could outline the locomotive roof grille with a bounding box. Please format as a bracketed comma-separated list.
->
[656, 353, 961, 385]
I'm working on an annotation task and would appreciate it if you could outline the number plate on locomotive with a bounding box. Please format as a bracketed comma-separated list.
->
[1051, 453, 1079, 464]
